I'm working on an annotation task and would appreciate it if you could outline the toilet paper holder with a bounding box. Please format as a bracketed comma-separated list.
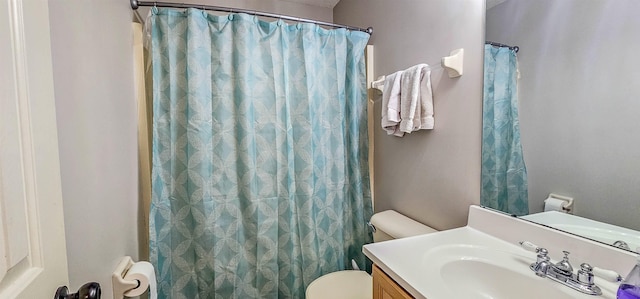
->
[112, 256, 141, 298]
[547, 193, 574, 213]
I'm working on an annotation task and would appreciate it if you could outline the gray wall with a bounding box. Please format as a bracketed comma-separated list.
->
[335, 0, 485, 230]
[486, 0, 640, 230]
[47, 0, 483, 294]
[136, 0, 333, 23]
[47, 0, 333, 296]
[49, 0, 139, 297]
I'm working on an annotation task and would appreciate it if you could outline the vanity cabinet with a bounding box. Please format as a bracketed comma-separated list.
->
[372, 265, 414, 299]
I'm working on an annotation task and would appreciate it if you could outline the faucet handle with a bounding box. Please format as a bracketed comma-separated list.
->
[537, 248, 549, 259]
[593, 266, 623, 282]
[577, 263, 595, 286]
[519, 241, 540, 253]
[531, 249, 551, 277]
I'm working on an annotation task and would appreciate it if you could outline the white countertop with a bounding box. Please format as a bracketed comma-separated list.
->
[364, 227, 525, 298]
[363, 206, 632, 299]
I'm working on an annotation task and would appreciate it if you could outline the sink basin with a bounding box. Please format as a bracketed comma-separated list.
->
[523, 211, 640, 250]
[426, 245, 578, 299]
[441, 260, 569, 298]
[363, 227, 619, 299]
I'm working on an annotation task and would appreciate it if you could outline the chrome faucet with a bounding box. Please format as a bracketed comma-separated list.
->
[613, 240, 631, 250]
[520, 242, 603, 296]
[549, 251, 574, 280]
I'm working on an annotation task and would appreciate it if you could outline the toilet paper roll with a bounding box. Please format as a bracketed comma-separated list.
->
[544, 197, 567, 213]
[123, 261, 157, 299]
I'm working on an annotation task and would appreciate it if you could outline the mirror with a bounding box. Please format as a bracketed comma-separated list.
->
[485, 0, 640, 252]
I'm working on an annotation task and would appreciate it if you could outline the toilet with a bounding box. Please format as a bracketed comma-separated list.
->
[305, 210, 438, 299]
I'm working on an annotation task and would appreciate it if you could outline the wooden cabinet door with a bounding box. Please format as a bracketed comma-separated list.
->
[372, 265, 414, 299]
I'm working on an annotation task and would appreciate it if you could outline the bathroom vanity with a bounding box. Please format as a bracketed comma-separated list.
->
[364, 206, 636, 299]
[372, 265, 413, 299]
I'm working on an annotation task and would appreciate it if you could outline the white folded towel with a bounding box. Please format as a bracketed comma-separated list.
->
[399, 64, 434, 133]
[380, 71, 403, 136]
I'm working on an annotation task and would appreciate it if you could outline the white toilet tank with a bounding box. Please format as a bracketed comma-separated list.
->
[370, 210, 437, 242]
[305, 210, 437, 299]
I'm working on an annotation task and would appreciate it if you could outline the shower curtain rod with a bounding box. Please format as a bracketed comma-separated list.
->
[130, 0, 373, 35]
[486, 41, 519, 53]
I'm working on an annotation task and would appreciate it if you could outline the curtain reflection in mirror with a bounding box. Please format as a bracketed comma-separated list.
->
[481, 45, 528, 216]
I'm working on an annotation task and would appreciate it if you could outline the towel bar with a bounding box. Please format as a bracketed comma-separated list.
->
[370, 48, 465, 91]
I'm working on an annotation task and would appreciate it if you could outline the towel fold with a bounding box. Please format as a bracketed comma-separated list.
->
[380, 71, 403, 136]
[399, 64, 434, 133]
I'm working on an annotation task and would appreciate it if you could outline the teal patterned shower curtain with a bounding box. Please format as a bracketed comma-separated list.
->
[148, 8, 372, 299]
[481, 44, 529, 216]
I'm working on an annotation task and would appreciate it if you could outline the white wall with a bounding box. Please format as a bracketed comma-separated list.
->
[334, 0, 485, 230]
[48, 0, 333, 297]
[486, 0, 640, 230]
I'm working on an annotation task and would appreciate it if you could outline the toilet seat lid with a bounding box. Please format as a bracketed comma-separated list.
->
[306, 270, 372, 299]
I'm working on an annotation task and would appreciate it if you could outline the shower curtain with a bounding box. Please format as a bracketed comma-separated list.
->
[148, 8, 372, 299]
[481, 44, 528, 216]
